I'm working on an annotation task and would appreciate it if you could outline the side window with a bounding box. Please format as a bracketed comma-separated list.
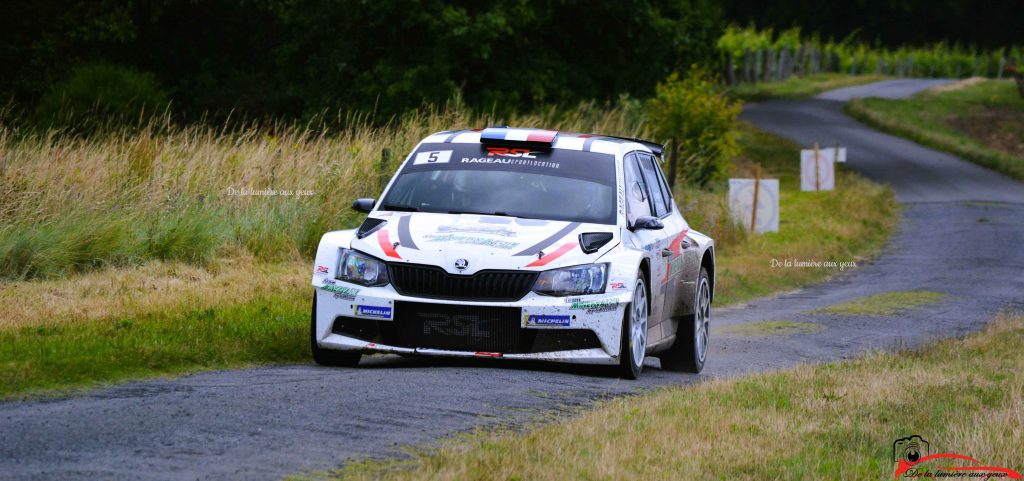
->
[638, 153, 669, 217]
[650, 154, 674, 214]
[623, 152, 653, 224]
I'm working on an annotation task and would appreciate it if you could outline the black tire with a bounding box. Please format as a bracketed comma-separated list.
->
[617, 272, 649, 379]
[310, 293, 362, 367]
[659, 267, 710, 373]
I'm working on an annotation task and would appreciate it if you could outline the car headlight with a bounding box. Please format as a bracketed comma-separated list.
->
[532, 263, 607, 296]
[337, 249, 389, 287]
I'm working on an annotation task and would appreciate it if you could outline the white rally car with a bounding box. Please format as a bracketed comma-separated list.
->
[311, 127, 715, 378]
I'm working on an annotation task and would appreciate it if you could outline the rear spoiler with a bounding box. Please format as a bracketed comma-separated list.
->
[599, 135, 665, 158]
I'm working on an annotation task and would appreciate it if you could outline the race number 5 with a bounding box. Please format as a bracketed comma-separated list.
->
[413, 150, 452, 165]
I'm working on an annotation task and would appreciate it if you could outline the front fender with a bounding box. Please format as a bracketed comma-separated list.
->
[311, 229, 357, 285]
[596, 244, 648, 301]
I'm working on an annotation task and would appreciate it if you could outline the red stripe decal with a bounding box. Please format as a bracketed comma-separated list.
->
[474, 352, 503, 357]
[662, 230, 689, 285]
[669, 229, 689, 256]
[526, 131, 557, 143]
[377, 229, 401, 259]
[526, 241, 577, 267]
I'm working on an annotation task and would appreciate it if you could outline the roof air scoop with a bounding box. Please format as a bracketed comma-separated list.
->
[479, 127, 558, 149]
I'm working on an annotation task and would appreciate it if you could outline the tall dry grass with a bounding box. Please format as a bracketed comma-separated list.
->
[0, 99, 650, 280]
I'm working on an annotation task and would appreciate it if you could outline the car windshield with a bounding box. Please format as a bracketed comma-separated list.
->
[380, 142, 617, 225]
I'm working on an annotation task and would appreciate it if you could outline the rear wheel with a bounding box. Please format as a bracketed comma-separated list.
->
[659, 267, 710, 373]
[310, 293, 361, 367]
[617, 273, 648, 379]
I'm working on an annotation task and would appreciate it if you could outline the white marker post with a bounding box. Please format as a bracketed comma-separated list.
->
[801, 143, 835, 191]
[819, 145, 847, 163]
[832, 144, 847, 163]
[729, 174, 779, 233]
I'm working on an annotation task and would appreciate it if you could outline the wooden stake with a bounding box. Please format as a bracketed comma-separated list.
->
[750, 163, 761, 232]
[380, 148, 392, 194]
[836, 143, 841, 163]
[814, 142, 820, 191]
[667, 137, 679, 189]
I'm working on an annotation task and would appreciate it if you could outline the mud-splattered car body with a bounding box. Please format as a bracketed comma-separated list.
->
[311, 127, 715, 377]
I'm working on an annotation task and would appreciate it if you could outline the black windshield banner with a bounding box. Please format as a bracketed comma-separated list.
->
[401, 143, 616, 185]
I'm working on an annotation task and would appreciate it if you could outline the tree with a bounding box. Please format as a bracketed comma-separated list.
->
[645, 70, 741, 188]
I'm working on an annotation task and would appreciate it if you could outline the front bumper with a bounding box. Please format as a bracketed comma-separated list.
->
[312, 276, 631, 364]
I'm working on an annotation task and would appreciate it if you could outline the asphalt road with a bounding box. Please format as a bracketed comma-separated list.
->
[2, 80, 1023, 480]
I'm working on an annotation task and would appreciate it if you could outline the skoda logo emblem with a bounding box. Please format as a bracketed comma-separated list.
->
[454, 259, 469, 271]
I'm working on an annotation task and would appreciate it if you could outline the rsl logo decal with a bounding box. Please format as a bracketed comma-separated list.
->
[486, 147, 539, 158]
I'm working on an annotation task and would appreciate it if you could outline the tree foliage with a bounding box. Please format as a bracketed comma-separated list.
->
[1, 0, 724, 122]
[645, 71, 741, 187]
[719, 0, 1023, 50]
[36, 64, 169, 130]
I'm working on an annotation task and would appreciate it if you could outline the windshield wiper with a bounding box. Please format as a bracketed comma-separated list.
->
[448, 209, 510, 217]
[380, 204, 419, 212]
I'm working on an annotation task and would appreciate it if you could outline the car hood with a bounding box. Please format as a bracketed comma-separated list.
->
[349, 211, 618, 274]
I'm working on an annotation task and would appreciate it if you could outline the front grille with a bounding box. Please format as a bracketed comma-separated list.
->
[331, 302, 603, 354]
[391, 302, 522, 352]
[388, 263, 538, 301]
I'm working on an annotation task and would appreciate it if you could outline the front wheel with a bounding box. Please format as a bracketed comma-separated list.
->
[617, 273, 649, 379]
[310, 293, 362, 367]
[659, 267, 710, 373]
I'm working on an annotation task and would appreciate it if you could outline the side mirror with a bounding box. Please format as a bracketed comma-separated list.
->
[630, 216, 664, 231]
[351, 198, 375, 213]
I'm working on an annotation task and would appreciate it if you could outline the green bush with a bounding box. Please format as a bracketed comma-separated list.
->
[144, 207, 227, 266]
[0, 212, 136, 280]
[646, 71, 742, 187]
[36, 64, 169, 130]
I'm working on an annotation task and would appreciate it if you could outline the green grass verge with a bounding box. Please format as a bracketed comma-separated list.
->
[0, 293, 309, 399]
[812, 291, 946, 317]
[312, 313, 1024, 481]
[693, 124, 898, 306]
[719, 320, 823, 336]
[846, 79, 1024, 181]
[727, 74, 890, 102]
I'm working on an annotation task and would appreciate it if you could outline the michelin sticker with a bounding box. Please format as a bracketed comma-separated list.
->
[524, 314, 571, 327]
[354, 305, 393, 320]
